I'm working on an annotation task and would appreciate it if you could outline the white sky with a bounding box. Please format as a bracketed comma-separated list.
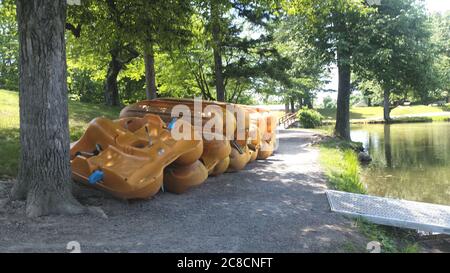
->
[425, 0, 450, 13]
[317, 0, 450, 105]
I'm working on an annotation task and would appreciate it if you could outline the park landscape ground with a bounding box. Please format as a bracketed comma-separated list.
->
[1, 89, 449, 178]
[0, 0, 449, 257]
[0, 128, 367, 252]
[1, 89, 449, 252]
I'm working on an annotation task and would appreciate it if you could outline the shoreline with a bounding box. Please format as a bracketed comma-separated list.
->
[314, 133, 450, 253]
[322, 115, 450, 125]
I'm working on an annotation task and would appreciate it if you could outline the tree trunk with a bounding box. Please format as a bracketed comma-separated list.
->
[334, 51, 352, 141]
[211, 1, 225, 102]
[285, 101, 290, 113]
[144, 43, 157, 99]
[298, 98, 303, 109]
[13, 0, 84, 217]
[383, 89, 392, 123]
[104, 50, 121, 106]
[304, 96, 313, 109]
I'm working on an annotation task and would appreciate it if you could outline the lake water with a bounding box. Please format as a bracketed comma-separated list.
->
[350, 122, 450, 206]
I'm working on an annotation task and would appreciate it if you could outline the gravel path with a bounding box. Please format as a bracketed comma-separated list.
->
[0, 129, 367, 253]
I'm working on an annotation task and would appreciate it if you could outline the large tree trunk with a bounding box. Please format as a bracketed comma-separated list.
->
[211, 1, 226, 102]
[304, 96, 313, 109]
[298, 98, 303, 109]
[334, 51, 352, 141]
[290, 98, 295, 112]
[12, 0, 84, 217]
[285, 101, 290, 113]
[213, 47, 225, 102]
[144, 43, 157, 99]
[104, 50, 121, 106]
[383, 89, 392, 123]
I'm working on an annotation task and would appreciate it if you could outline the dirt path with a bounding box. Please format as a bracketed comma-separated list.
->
[0, 129, 367, 253]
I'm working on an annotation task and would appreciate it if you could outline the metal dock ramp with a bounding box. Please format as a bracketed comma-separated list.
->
[326, 190, 450, 234]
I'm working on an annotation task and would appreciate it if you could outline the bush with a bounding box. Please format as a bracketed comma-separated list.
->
[297, 108, 324, 128]
[443, 103, 450, 111]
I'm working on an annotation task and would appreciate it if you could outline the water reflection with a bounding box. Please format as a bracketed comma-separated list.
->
[384, 125, 392, 169]
[350, 123, 450, 205]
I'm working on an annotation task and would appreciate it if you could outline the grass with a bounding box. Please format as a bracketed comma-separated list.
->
[318, 105, 450, 121]
[0, 89, 121, 177]
[319, 138, 366, 194]
[385, 115, 450, 123]
[318, 136, 421, 253]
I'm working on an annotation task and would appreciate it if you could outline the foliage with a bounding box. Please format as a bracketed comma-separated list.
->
[0, 0, 448, 131]
[354, 10, 450, 107]
[2, 0, 446, 109]
[64, 0, 195, 105]
[283, 0, 376, 139]
[64, 0, 292, 105]
[430, 12, 450, 100]
[357, 0, 438, 108]
[283, 0, 374, 66]
[296, 107, 324, 128]
[353, 78, 384, 106]
[322, 96, 337, 109]
[272, 14, 329, 108]
[179, 0, 290, 103]
[0, 0, 18, 90]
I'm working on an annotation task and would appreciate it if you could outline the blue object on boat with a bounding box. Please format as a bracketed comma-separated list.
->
[88, 170, 104, 185]
[167, 117, 177, 130]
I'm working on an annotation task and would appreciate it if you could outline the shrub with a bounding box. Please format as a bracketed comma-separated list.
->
[443, 103, 450, 111]
[297, 108, 324, 128]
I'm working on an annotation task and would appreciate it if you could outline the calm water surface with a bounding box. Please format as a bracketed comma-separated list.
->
[350, 122, 450, 205]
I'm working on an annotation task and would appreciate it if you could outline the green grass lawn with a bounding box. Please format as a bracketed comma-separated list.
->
[0, 89, 120, 177]
[318, 105, 449, 121]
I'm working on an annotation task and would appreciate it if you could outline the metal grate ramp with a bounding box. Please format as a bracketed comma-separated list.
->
[326, 190, 450, 234]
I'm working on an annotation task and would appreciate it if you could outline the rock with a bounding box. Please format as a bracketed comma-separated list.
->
[351, 142, 365, 152]
[358, 152, 372, 163]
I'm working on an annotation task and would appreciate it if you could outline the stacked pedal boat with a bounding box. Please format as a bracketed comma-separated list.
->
[70, 98, 278, 199]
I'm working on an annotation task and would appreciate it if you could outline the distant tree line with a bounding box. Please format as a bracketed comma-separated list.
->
[0, 0, 448, 123]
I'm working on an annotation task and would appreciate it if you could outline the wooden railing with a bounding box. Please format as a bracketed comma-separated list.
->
[278, 112, 297, 128]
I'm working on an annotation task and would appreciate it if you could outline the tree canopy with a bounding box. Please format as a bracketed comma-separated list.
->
[0, 0, 447, 120]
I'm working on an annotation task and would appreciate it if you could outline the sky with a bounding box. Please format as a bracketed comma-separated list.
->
[425, 0, 450, 13]
[317, 0, 450, 105]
